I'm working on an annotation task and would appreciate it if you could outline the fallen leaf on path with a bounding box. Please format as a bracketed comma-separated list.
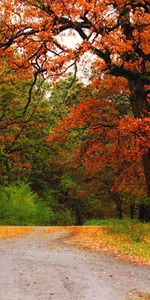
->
[0, 226, 34, 239]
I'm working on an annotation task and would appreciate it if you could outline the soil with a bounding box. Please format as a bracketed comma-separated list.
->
[0, 227, 150, 300]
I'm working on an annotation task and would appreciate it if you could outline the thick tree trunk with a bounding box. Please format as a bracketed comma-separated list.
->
[142, 150, 150, 198]
[139, 151, 150, 222]
[129, 80, 150, 221]
[128, 80, 149, 118]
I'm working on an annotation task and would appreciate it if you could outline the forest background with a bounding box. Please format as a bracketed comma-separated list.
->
[0, 0, 150, 226]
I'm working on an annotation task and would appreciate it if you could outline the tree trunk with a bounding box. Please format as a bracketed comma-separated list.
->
[128, 80, 149, 118]
[142, 150, 150, 198]
[112, 192, 123, 219]
[139, 151, 150, 222]
[129, 80, 150, 221]
[130, 205, 138, 219]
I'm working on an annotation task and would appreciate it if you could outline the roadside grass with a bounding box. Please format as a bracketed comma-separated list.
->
[64, 219, 150, 265]
[106, 223, 150, 263]
[84, 218, 140, 226]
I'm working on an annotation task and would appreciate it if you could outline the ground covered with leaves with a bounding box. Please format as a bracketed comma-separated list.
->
[43, 224, 150, 265]
[63, 225, 150, 266]
[0, 226, 34, 239]
[0, 224, 150, 265]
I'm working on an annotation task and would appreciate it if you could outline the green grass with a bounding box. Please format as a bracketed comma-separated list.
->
[84, 218, 150, 262]
[123, 243, 150, 261]
[84, 218, 140, 226]
[84, 218, 150, 242]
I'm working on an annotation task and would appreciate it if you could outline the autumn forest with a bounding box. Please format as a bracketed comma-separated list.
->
[0, 0, 150, 225]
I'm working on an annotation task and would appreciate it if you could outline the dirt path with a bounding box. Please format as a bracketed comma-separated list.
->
[0, 227, 150, 300]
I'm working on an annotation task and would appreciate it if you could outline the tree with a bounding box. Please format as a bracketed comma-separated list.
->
[0, 60, 54, 185]
[0, 67, 87, 223]
[46, 77, 150, 219]
[0, 0, 150, 219]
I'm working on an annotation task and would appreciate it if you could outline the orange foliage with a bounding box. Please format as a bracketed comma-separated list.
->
[0, 0, 149, 195]
[46, 93, 150, 195]
[0, 0, 149, 85]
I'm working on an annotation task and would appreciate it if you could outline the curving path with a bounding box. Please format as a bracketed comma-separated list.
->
[0, 227, 150, 300]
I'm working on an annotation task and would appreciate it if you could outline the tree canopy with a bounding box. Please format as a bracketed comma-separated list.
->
[0, 0, 150, 222]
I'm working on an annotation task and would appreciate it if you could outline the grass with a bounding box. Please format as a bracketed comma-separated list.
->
[84, 218, 140, 226]
[65, 219, 150, 265]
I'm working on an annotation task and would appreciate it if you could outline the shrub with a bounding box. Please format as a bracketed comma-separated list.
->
[49, 210, 75, 225]
[0, 183, 50, 225]
[40, 188, 76, 225]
